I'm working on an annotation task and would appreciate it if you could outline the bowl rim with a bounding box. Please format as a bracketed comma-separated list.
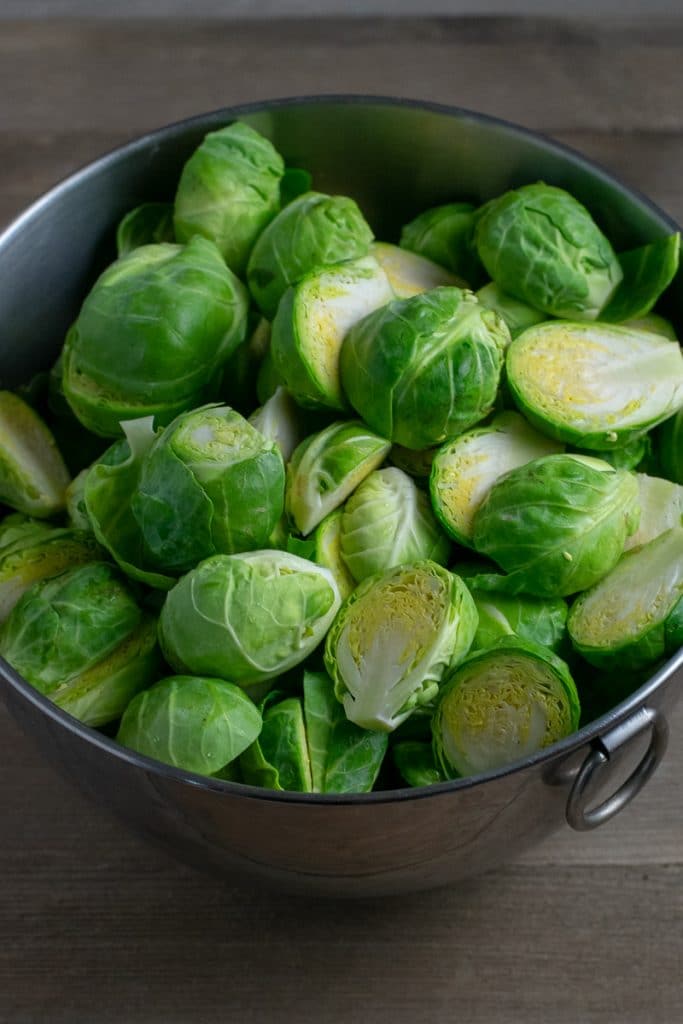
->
[1, 92, 681, 807]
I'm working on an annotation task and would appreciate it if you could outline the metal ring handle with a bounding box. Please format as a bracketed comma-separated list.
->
[566, 707, 669, 831]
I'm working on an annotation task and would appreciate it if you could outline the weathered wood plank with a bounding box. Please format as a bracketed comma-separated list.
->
[1, 18, 682, 139]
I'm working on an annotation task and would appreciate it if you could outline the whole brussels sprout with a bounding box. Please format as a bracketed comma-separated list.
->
[340, 467, 450, 584]
[472, 454, 640, 597]
[117, 675, 263, 777]
[158, 550, 341, 689]
[475, 183, 623, 319]
[247, 192, 374, 319]
[324, 560, 478, 732]
[568, 527, 683, 671]
[174, 121, 285, 275]
[399, 202, 483, 285]
[340, 287, 508, 450]
[63, 238, 249, 437]
[0, 562, 160, 726]
[85, 407, 285, 582]
[432, 637, 580, 777]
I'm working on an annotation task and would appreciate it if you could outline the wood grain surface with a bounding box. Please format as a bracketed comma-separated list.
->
[0, 17, 682, 1024]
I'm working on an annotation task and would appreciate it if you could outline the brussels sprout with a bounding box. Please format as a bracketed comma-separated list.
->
[241, 670, 387, 793]
[86, 406, 284, 582]
[658, 409, 683, 484]
[311, 509, 356, 601]
[0, 562, 160, 726]
[158, 550, 341, 688]
[174, 121, 285, 275]
[247, 192, 374, 319]
[117, 676, 262, 776]
[116, 202, 175, 257]
[475, 282, 545, 340]
[475, 183, 623, 319]
[324, 561, 478, 732]
[392, 741, 444, 788]
[249, 386, 310, 462]
[340, 288, 507, 450]
[0, 391, 70, 517]
[371, 242, 466, 297]
[506, 321, 683, 449]
[430, 410, 563, 547]
[600, 232, 680, 323]
[467, 586, 568, 654]
[568, 527, 683, 671]
[623, 312, 677, 340]
[340, 467, 450, 584]
[286, 420, 391, 536]
[432, 638, 580, 777]
[472, 454, 640, 597]
[399, 202, 483, 285]
[624, 473, 683, 551]
[271, 255, 393, 410]
[132, 405, 284, 571]
[0, 520, 101, 622]
[62, 238, 249, 437]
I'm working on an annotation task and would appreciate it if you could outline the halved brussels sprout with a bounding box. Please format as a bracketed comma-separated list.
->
[247, 192, 374, 319]
[371, 242, 465, 297]
[472, 454, 640, 597]
[116, 202, 175, 257]
[0, 562, 160, 726]
[249, 386, 310, 462]
[658, 409, 683, 484]
[158, 550, 341, 688]
[0, 522, 101, 622]
[467, 586, 568, 654]
[600, 232, 680, 323]
[340, 467, 450, 584]
[86, 407, 285, 583]
[324, 560, 478, 732]
[286, 420, 391, 536]
[568, 527, 683, 671]
[174, 121, 285, 275]
[117, 676, 262, 776]
[392, 740, 443, 788]
[624, 473, 683, 551]
[430, 410, 563, 547]
[432, 637, 580, 777]
[506, 321, 683, 449]
[475, 183, 623, 319]
[0, 391, 70, 517]
[63, 238, 249, 437]
[340, 287, 507, 450]
[475, 282, 545, 340]
[399, 202, 482, 285]
[271, 254, 393, 410]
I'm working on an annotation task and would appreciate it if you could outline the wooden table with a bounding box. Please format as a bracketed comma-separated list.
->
[1, 16, 682, 1024]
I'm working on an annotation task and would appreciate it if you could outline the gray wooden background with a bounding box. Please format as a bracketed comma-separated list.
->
[0, 13, 682, 1024]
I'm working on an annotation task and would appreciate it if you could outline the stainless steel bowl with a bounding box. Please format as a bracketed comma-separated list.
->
[1, 96, 681, 897]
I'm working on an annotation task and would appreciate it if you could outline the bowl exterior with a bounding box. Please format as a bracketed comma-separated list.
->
[0, 97, 681, 896]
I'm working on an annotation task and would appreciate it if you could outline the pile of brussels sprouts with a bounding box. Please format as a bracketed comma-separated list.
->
[1, 120, 682, 794]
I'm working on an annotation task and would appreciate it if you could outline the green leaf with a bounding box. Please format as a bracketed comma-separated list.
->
[600, 233, 680, 323]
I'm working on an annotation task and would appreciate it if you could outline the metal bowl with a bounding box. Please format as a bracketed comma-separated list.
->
[1, 96, 681, 897]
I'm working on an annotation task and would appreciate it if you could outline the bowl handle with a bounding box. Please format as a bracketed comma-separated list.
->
[565, 706, 669, 831]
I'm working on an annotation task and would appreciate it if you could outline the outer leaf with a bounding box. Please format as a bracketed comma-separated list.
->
[392, 740, 443, 788]
[116, 203, 175, 257]
[600, 233, 680, 323]
[240, 694, 312, 792]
